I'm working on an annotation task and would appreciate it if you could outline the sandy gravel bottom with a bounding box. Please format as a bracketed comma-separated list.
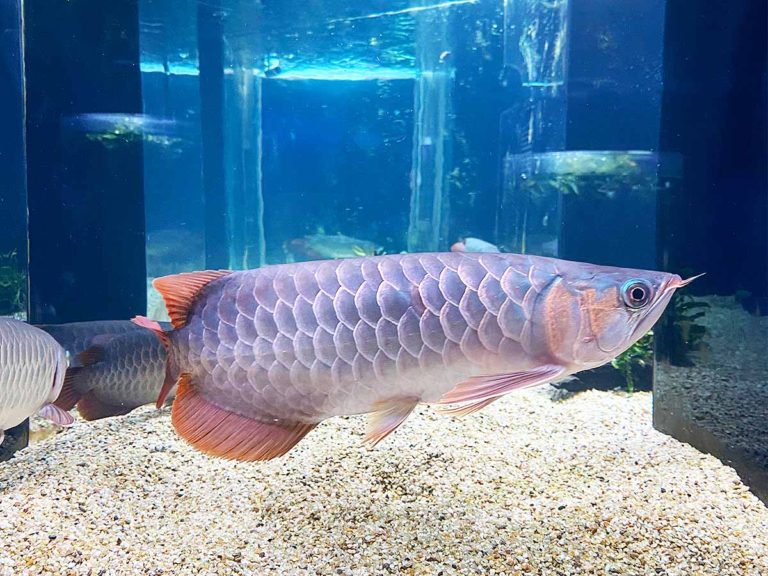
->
[0, 390, 766, 576]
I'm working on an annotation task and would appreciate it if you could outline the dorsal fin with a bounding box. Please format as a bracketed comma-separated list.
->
[153, 270, 231, 329]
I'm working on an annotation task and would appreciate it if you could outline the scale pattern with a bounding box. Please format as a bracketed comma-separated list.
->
[73, 329, 168, 408]
[173, 252, 560, 422]
[0, 319, 66, 430]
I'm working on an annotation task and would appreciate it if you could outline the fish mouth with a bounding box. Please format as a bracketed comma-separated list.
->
[625, 272, 705, 344]
[669, 272, 706, 289]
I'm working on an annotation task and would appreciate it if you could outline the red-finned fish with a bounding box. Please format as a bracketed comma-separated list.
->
[0, 319, 74, 445]
[134, 253, 701, 462]
[38, 321, 171, 421]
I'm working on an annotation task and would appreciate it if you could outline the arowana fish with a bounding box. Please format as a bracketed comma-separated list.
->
[134, 252, 700, 462]
[0, 319, 74, 445]
[42, 321, 171, 421]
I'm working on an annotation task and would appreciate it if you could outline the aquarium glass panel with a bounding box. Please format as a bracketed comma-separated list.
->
[0, 0, 28, 320]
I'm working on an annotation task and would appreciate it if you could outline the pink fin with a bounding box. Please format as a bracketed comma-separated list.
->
[153, 270, 231, 329]
[131, 315, 170, 349]
[435, 397, 500, 418]
[438, 364, 565, 405]
[363, 397, 419, 448]
[77, 392, 134, 421]
[37, 403, 75, 427]
[171, 374, 316, 461]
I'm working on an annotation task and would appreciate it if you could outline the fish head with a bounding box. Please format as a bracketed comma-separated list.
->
[47, 346, 69, 404]
[534, 260, 703, 369]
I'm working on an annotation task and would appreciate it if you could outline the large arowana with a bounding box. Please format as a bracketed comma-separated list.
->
[135, 252, 699, 461]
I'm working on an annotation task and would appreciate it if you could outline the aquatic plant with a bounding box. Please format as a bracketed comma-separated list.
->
[611, 331, 654, 393]
[666, 293, 710, 365]
[0, 249, 25, 315]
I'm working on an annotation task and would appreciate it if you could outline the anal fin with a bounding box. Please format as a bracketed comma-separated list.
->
[77, 392, 134, 421]
[438, 364, 565, 406]
[363, 396, 419, 448]
[171, 374, 316, 461]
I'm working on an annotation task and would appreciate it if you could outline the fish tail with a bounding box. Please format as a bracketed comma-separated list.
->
[55, 344, 106, 411]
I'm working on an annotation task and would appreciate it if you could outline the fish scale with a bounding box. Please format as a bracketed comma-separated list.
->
[139, 251, 694, 461]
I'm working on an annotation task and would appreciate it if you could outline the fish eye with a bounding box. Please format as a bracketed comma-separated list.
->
[622, 280, 653, 309]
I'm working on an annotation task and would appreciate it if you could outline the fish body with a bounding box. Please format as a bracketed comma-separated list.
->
[39, 321, 170, 420]
[138, 252, 696, 461]
[285, 233, 383, 262]
[38, 320, 146, 365]
[0, 319, 73, 444]
[451, 237, 501, 253]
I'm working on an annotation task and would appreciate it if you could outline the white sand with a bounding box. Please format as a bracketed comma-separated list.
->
[0, 389, 765, 576]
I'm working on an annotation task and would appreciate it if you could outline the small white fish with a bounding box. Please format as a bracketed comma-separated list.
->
[450, 237, 501, 253]
[0, 319, 73, 445]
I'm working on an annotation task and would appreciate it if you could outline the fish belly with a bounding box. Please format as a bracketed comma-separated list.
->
[175, 252, 544, 424]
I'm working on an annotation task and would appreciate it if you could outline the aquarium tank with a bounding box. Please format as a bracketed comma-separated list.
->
[0, 0, 766, 572]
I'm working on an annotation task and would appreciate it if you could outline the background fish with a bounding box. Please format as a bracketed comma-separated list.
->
[38, 320, 144, 366]
[39, 321, 170, 421]
[135, 253, 697, 462]
[451, 237, 501, 253]
[284, 233, 384, 262]
[0, 319, 73, 445]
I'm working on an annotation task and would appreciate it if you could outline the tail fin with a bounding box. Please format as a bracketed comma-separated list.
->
[54, 347, 105, 411]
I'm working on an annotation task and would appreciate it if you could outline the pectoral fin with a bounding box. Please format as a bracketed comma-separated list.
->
[37, 403, 75, 426]
[438, 364, 565, 408]
[364, 396, 419, 448]
[435, 397, 500, 417]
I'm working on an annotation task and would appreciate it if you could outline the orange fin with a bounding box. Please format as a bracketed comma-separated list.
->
[153, 270, 231, 329]
[435, 397, 500, 418]
[363, 397, 419, 448]
[438, 364, 565, 405]
[77, 391, 133, 421]
[37, 403, 75, 426]
[171, 374, 316, 461]
[54, 367, 85, 411]
[131, 315, 170, 349]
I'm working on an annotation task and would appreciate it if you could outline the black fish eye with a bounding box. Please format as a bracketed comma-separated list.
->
[622, 280, 652, 309]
